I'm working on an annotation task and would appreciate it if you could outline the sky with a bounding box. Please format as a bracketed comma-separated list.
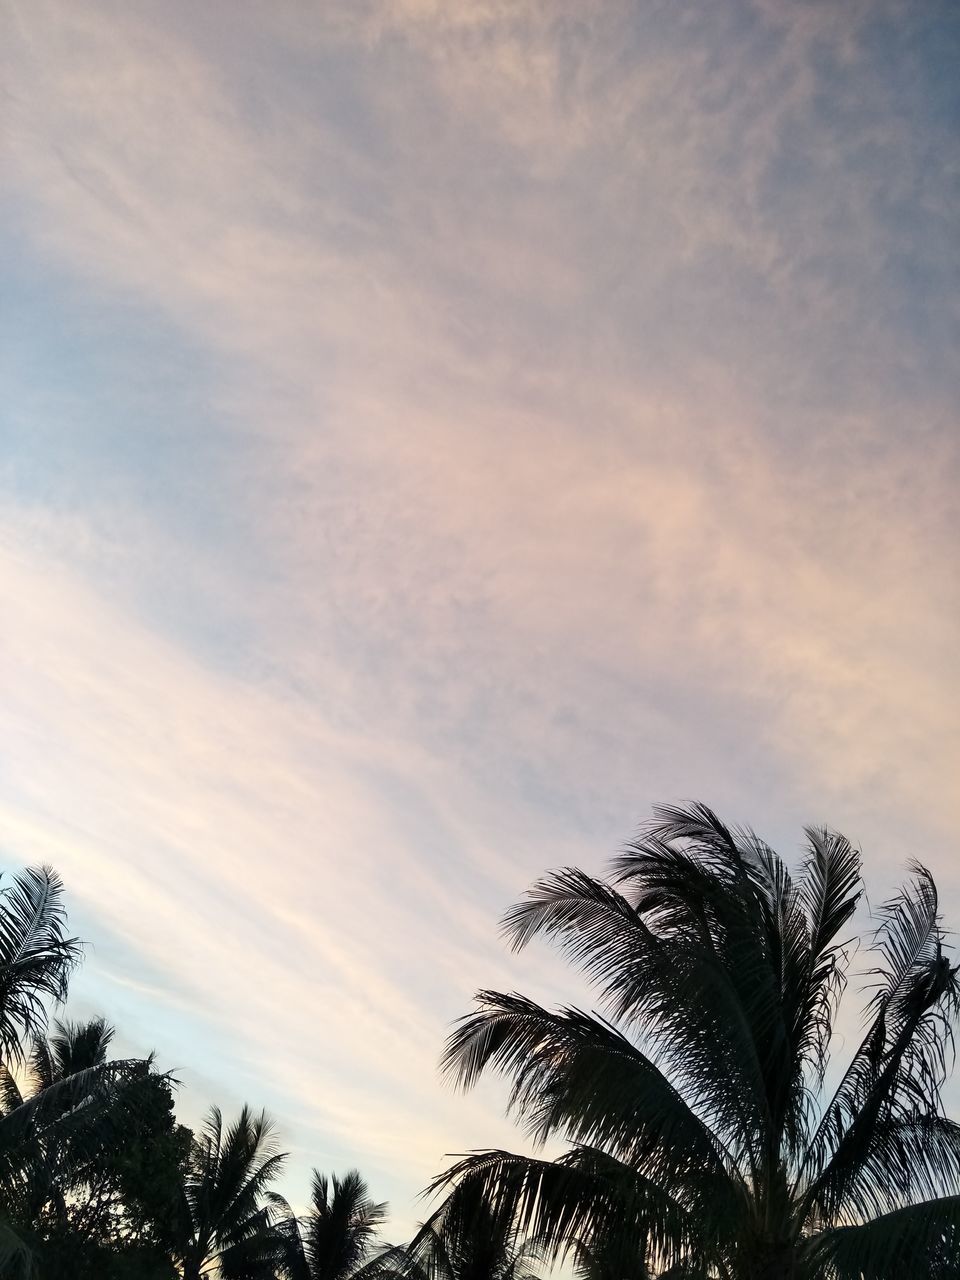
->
[1, 0, 959, 1239]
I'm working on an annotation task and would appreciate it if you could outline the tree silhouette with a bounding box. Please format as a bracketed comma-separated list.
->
[278, 1169, 389, 1280]
[174, 1105, 287, 1280]
[434, 804, 960, 1279]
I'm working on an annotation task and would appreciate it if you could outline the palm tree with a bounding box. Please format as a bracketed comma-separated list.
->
[434, 803, 960, 1279]
[30, 1015, 114, 1087]
[0, 868, 117, 1277]
[0, 867, 82, 1065]
[0, 868, 183, 1277]
[400, 1187, 542, 1280]
[175, 1104, 287, 1280]
[0, 1016, 115, 1108]
[279, 1169, 388, 1280]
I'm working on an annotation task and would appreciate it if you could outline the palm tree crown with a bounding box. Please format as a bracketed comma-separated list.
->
[176, 1104, 286, 1280]
[402, 1189, 542, 1280]
[280, 1168, 389, 1280]
[435, 804, 960, 1280]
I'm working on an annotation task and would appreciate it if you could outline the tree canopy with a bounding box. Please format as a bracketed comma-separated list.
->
[434, 804, 960, 1280]
[2, 804, 958, 1279]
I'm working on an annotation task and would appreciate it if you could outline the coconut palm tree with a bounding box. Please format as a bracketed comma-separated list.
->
[278, 1169, 389, 1280]
[0, 869, 112, 1276]
[0, 870, 182, 1277]
[434, 803, 960, 1280]
[174, 1104, 287, 1280]
[400, 1187, 543, 1280]
[0, 1016, 115, 1112]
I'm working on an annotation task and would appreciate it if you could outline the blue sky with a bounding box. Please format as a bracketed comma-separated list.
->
[2, 0, 959, 1237]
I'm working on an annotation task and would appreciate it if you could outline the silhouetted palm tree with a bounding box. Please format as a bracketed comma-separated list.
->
[1, 1016, 114, 1108]
[435, 804, 960, 1280]
[0, 870, 92, 1274]
[175, 1105, 286, 1280]
[401, 1188, 542, 1280]
[279, 1169, 388, 1280]
[32, 1015, 114, 1087]
[7, 1013, 189, 1274]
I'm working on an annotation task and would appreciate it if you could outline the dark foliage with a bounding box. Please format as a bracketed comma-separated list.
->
[435, 804, 960, 1279]
[0, 878, 388, 1280]
[277, 1168, 390, 1280]
[1, 803, 957, 1280]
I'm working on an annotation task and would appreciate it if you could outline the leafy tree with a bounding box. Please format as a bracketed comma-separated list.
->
[174, 1104, 287, 1280]
[0, 869, 190, 1278]
[278, 1169, 389, 1280]
[434, 804, 960, 1279]
[108, 1071, 192, 1259]
[0, 867, 298, 1278]
[0, 1043, 160, 1276]
[0, 1018, 187, 1278]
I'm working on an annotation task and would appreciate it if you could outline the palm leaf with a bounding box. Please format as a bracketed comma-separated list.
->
[0, 868, 82, 1063]
[442, 990, 744, 1214]
[501, 866, 769, 1150]
[802, 866, 960, 1207]
[427, 1148, 711, 1275]
[438, 806, 960, 1280]
[811, 1193, 960, 1278]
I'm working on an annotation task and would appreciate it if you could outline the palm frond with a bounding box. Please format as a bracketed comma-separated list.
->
[407, 1180, 544, 1280]
[349, 1241, 409, 1280]
[806, 1109, 960, 1226]
[802, 866, 960, 1204]
[500, 866, 769, 1152]
[0, 1066, 24, 1115]
[786, 828, 862, 1098]
[303, 1168, 389, 1280]
[0, 1055, 157, 1217]
[0, 868, 82, 1063]
[217, 1202, 286, 1279]
[612, 806, 817, 1156]
[442, 991, 743, 1214]
[810, 1193, 960, 1279]
[427, 1148, 708, 1275]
